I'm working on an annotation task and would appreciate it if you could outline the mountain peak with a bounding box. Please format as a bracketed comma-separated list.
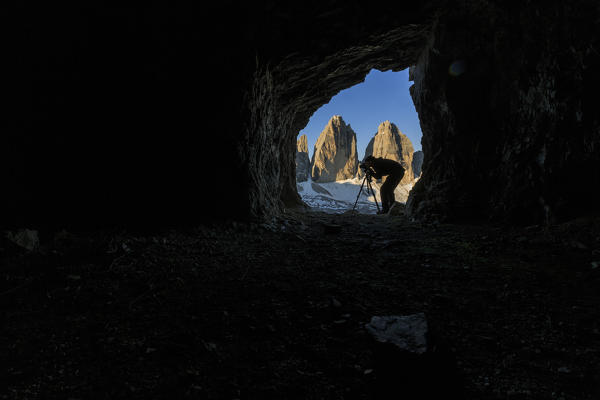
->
[378, 120, 401, 134]
[365, 121, 415, 185]
[311, 116, 358, 182]
[329, 115, 346, 126]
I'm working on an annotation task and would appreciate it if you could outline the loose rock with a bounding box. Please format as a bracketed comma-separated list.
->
[366, 313, 428, 354]
[5, 229, 39, 251]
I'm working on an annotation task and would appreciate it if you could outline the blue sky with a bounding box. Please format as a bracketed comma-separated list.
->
[299, 68, 422, 160]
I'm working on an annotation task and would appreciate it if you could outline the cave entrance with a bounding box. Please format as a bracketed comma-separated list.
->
[295, 69, 423, 214]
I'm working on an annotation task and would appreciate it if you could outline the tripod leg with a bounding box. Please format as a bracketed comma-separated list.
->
[368, 179, 380, 213]
[352, 176, 367, 211]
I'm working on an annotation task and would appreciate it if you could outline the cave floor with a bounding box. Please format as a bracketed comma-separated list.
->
[2, 211, 600, 399]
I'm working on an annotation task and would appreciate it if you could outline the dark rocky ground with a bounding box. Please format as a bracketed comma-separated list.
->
[2, 210, 600, 399]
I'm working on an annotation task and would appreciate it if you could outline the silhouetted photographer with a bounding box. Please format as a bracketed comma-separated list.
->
[361, 156, 405, 214]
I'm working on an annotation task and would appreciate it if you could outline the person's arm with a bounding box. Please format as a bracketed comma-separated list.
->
[370, 167, 382, 179]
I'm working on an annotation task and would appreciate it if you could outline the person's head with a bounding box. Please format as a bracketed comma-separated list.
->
[363, 155, 375, 167]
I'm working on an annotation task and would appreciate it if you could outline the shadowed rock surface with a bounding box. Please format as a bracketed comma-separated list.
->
[406, 2, 600, 224]
[310, 182, 333, 196]
[296, 134, 311, 183]
[412, 150, 424, 179]
[364, 121, 415, 184]
[311, 115, 359, 183]
[5, 2, 598, 227]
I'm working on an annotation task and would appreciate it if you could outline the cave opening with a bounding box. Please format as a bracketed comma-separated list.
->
[294, 69, 424, 215]
[4, 2, 600, 399]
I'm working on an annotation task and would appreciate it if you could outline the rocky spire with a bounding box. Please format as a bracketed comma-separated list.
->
[295, 134, 310, 182]
[310, 115, 359, 182]
[364, 121, 415, 184]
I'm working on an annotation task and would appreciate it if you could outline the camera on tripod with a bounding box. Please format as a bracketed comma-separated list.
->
[352, 162, 380, 212]
[359, 163, 374, 178]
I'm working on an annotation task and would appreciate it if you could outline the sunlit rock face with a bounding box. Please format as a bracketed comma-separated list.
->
[297, 134, 309, 154]
[296, 135, 310, 183]
[364, 121, 415, 184]
[406, 1, 600, 224]
[311, 116, 358, 182]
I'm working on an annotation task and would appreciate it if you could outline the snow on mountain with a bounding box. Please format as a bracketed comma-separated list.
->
[297, 176, 415, 214]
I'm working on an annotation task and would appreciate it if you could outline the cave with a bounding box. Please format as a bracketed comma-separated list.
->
[5, 2, 599, 228]
[3, 2, 600, 398]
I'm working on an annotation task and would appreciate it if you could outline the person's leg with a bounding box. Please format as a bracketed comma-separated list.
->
[380, 179, 391, 213]
[389, 175, 400, 203]
[386, 174, 401, 211]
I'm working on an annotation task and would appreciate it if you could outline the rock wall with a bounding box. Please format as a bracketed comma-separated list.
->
[364, 121, 415, 184]
[4, 2, 599, 227]
[2, 4, 257, 227]
[243, 65, 300, 218]
[412, 151, 424, 179]
[406, 1, 600, 224]
[311, 116, 359, 182]
[296, 134, 310, 182]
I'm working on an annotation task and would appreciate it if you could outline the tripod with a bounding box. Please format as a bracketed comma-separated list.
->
[352, 172, 380, 213]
